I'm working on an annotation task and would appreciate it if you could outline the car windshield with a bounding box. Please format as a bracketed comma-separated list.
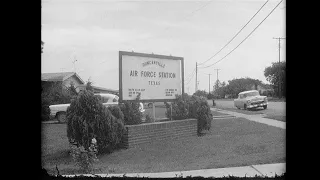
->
[245, 91, 259, 97]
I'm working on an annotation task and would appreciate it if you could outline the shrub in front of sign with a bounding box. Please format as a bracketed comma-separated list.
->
[165, 94, 212, 135]
[188, 95, 212, 134]
[66, 90, 126, 155]
[107, 105, 125, 121]
[145, 114, 154, 123]
[119, 95, 143, 125]
[165, 94, 190, 120]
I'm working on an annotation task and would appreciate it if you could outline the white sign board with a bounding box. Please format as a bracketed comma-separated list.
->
[119, 51, 184, 101]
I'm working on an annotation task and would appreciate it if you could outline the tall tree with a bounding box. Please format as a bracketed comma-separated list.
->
[223, 78, 263, 98]
[85, 79, 94, 92]
[264, 61, 286, 97]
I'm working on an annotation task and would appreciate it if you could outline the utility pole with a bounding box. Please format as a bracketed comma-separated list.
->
[195, 62, 198, 92]
[273, 37, 285, 98]
[215, 69, 220, 81]
[214, 69, 220, 90]
[207, 73, 212, 94]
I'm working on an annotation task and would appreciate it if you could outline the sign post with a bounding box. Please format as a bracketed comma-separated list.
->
[119, 51, 184, 120]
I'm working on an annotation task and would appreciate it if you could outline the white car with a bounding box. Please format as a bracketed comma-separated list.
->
[49, 93, 145, 123]
[234, 90, 268, 110]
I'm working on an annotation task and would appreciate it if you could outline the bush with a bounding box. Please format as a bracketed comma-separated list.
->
[165, 94, 190, 120]
[119, 95, 143, 125]
[145, 114, 154, 123]
[66, 90, 126, 155]
[107, 105, 124, 121]
[207, 93, 214, 100]
[41, 91, 51, 121]
[165, 94, 212, 135]
[69, 138, 98, 173]
[187, 95, 212, 134]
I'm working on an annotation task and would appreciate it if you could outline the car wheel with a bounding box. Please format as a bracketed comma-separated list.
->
[263, 105, 267, 109]
[244, 104, 247, 110]
[57, 112, 67, 123]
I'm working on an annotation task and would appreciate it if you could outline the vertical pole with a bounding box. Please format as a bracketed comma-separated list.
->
[170, 103, 172, 121]
[278, 38, 281, 99]
[152, 102, 156, 122]
[195, 62, 198, 92]
[273, 37, 285, 98]
[209, 74, 211, 94]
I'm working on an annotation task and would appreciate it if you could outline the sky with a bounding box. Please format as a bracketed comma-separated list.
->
[41, 0, 285, 95]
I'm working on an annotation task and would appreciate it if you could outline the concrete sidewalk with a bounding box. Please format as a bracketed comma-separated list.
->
[211, 108, 286, 129]
[63, 163, 285, 178]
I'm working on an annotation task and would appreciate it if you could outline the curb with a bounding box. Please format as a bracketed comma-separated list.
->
[212, 115, 236, 119]
[63, 163, 285, 178]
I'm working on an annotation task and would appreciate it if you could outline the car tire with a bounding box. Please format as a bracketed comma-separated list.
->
[244, 104, 247, 110]
[57, 112, 67, 123]
[263, 105, 267, 109]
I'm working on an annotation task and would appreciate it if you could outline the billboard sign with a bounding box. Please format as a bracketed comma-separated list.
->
[119, 51, 184, 102]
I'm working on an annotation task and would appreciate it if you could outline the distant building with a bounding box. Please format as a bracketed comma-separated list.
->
[77, 85, 118, 95]
[41, 71, 119, 95]
[41, 72, 85, 92]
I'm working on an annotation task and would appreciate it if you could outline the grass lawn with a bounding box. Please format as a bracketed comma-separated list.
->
[42, 117, 285, 175]
[263, 115, 286, 122]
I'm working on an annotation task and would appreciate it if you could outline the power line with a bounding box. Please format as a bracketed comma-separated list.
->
[197, 0, 270, 66]
[199, 0, 283, 69]
[185, 68, 196, 85]
[185, 68, 196, 80]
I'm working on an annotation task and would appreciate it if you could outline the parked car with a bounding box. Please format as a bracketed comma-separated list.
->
[49, 93, 145, 123]
[234, 90, 268, 110]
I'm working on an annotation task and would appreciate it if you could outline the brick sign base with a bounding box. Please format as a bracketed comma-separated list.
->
[122, 119, 197, 148]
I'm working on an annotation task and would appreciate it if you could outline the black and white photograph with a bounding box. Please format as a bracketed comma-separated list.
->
[41, 0, 286, 178]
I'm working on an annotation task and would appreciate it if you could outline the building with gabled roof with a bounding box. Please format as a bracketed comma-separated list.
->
[41, 72, 118, 94]
[41, 72, 85, 92]
[77, 85, 119, 95]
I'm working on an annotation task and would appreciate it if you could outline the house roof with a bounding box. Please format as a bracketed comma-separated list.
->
[41, 72, 85, 84]
[78, 84, 119, 93]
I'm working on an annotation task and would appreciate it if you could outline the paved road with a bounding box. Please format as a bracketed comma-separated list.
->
[208, 99, 286, 118]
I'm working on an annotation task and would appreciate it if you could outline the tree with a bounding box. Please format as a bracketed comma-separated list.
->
[193, 90, 208, 98]
[264, 61, 286, 97]
[223, 78, 263, 98]
[68, 82, 78, 97]
[213, 80, 221, 92]
[86, 79, 94, 92]
[213, 81, 227, 98]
